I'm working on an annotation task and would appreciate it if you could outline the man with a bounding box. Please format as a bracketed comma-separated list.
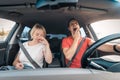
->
[62, 18, 120, 68]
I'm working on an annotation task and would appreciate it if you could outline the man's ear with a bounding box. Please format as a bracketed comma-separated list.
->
[67, 27, 71, 36]
[68, 27, 71, 31]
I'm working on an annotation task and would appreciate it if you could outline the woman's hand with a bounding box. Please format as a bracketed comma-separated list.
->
[15, 63, 24, 70]
[39, 37, 49, 47]
[39, 37, 52, 64]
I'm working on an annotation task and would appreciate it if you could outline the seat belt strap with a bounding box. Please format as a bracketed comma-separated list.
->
[18, 40, 41, 69]
[66, 37, 86, 67]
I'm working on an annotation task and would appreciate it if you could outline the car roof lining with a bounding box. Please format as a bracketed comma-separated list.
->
[1, 0, 120, 34]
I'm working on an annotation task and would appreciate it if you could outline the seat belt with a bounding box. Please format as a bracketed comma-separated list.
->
[66, 37, 86, 67]
[18, 40, 41, 69]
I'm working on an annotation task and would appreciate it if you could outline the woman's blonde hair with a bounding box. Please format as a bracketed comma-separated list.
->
[30, 23, 46, 39]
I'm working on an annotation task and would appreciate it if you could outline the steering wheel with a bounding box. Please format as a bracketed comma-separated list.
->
[81, 33, 120, 72]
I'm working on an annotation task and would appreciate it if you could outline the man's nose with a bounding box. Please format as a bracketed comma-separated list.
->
[73, 23, 77, 27]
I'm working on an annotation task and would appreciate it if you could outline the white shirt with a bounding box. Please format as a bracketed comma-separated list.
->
[19, 41, 45, 69]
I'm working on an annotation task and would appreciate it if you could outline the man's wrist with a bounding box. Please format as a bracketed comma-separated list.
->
[113, 45, 120, 53]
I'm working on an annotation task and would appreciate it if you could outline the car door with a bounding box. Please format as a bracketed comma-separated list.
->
[0, 18, 17, 66]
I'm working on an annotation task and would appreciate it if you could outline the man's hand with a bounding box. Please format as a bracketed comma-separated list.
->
[72, 28, 80, 41]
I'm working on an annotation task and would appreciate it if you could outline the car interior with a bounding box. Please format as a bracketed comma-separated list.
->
[0, 0, 120, 73]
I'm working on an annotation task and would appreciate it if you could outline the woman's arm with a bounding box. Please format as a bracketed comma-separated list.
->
[13, 53, 24, 70]
[13, 53, 20, 66]
[44, 45, 52, 64]
[40, 37, 53, 64]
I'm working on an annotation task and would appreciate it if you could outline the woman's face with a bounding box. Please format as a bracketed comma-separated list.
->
[68, 20, 80, 33]
[32, 29, 45, 41]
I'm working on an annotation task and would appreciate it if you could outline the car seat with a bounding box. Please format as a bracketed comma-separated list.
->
[47, 37, 62, 68]
[60, 46, 66, 67]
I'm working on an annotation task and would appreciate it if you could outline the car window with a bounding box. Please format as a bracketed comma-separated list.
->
[0, 18, 16, 42]
[91, 19, 120, 43]
[20, 26, 31, 42]
[80, 27, 86, 37]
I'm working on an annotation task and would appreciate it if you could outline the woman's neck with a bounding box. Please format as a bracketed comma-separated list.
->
[28, 40, 39, 46]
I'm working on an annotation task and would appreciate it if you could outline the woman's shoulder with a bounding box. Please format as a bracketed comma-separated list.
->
[22, 41, 29, 46]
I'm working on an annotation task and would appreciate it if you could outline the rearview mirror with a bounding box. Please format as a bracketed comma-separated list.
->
[35, 0, 78, 9]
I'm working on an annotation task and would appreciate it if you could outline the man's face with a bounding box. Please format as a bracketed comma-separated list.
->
[68, 20, 80, 32]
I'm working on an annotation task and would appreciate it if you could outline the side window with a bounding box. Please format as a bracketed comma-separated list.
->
[91, 19, 120, 43]
[0, 18, 16, 42]
[80, 27, 86, 37]
[20, 26, 31, 42]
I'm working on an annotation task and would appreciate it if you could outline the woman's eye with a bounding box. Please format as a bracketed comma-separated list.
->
[36, 34, 39, 36]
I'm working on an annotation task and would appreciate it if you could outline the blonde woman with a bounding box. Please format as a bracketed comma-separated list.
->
[13, 23, 52, 70]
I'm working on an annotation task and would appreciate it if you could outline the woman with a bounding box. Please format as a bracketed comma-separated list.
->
[13, 23, 52, 70]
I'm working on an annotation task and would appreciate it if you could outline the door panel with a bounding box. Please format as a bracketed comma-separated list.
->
[0, 42, 7, 66]
[0, 18, 16, 66]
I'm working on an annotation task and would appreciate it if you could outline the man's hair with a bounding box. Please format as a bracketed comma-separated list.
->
[67, 18, 79, 27]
